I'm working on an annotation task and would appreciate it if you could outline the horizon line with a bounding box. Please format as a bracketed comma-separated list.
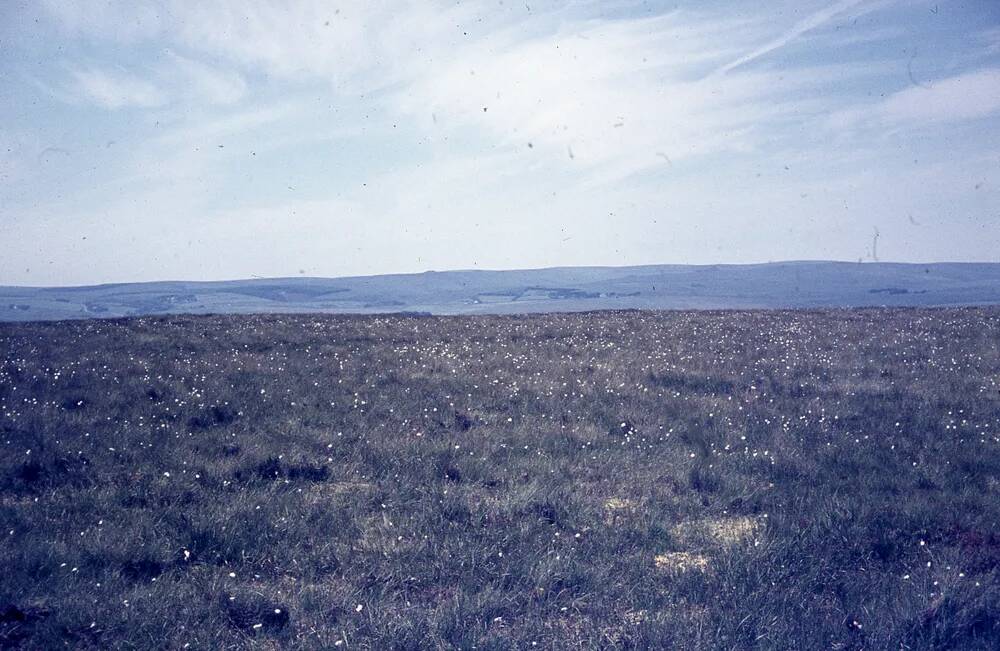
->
[4, 259, 1000, 291]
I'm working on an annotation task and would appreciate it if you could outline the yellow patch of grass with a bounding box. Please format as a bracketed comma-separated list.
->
[603, 497, 641, 525]
[654, 551, 709, 572]
[671, 516, 761, 548]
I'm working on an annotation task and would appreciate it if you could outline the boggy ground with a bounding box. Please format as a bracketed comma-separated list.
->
[1, 308, 999, 649]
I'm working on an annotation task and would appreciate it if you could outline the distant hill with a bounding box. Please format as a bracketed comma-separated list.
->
[2, 261, 999, 321]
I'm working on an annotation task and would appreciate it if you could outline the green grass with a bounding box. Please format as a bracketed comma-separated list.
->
[1, 308, 999, 649]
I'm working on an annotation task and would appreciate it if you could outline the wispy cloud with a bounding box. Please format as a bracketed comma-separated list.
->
[152, 102, 303, 149]
[39, 0, 164, 42]
[69, 66, 167, 109]
[165, 51, 247, 105]
[880, 68, 1000, 124]
[829, 68, 1000, 129]
[390, 9, 899, 185]
[56, 53, 246, 111]
[713, 0, 876, 75]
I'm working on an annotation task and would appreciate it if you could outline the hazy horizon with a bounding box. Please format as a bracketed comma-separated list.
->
[2, 1, 999, 286]
[6, 258, 1000, 290]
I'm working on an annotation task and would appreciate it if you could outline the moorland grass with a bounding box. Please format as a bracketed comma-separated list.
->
[1, 308, 999, 649]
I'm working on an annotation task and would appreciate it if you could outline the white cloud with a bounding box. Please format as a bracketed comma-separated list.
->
[164, 52, 247, 105]
[714, 0, 891, 74]
[828, 68, 1000, 130]
[390, 11, 889, 185]
[40, 0, 165, 42]
[169, 1, 402, 85]
[880, 68, 1000, 124]
[712, 0, 872, 75]
[58, 54, 245, 111]
[40, 0, 894, 180]
[47, 3, 863, 181]
[69, 67, 167, 109]
[151, 100, 303, 148]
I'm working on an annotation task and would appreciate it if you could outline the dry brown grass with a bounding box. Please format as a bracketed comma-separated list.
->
[654, 551, 710, 573]
[671, 515, 762, 549]
[603, 497, 641, 525]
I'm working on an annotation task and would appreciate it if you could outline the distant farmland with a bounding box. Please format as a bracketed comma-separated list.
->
[4, 261, 1000, 322]
[2, 309, 999, 649]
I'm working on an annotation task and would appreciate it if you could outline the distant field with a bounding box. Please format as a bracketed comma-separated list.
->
[2, 309, 999, 649]
[4, 261, 1000, 321]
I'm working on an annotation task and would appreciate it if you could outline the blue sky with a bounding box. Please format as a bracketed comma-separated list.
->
[1, 0, 999, 286]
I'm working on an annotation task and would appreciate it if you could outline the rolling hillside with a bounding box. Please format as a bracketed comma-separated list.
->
[2, 261, 999, 321]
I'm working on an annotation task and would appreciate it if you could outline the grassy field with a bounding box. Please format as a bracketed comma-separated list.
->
[1, 309, 999, 649]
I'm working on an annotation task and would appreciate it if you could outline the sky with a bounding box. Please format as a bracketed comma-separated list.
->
[1, 0, 999, 286]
